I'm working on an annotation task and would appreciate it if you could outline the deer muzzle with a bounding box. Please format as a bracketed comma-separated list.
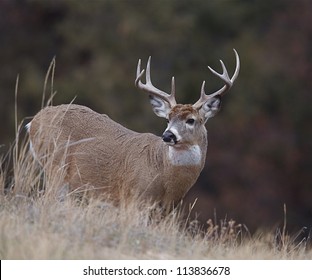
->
[162, 130, 177, 145]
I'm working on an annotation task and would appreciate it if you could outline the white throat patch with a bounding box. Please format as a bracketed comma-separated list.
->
[168, 145, 202, 166]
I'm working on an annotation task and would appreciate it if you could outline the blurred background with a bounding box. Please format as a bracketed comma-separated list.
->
[0, 0, 311, 234]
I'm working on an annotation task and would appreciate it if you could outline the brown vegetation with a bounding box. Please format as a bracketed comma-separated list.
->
[0, 0, 311, 232]
[0, 123, 311, 259]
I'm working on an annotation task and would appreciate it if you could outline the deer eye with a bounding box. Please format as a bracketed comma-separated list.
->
[186, 118, 195, 125]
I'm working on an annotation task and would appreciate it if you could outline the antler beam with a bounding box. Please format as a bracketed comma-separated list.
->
[193, 49, 240, 109]
[135, 56, 177, 107]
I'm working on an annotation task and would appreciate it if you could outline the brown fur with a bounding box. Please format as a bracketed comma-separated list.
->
[28, 104, 206, 211]
[169, 104, 198, 120]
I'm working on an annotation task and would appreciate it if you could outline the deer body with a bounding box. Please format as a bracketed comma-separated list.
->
[29, 104, 206, 206]
[28, 50, 240, 211]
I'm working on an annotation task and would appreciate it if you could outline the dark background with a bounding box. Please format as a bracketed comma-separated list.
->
[1, 0, 311, 233]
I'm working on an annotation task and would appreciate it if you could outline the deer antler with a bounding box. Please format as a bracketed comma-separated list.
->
[135, 56, 177, 107]
[193, 49, 240, 109]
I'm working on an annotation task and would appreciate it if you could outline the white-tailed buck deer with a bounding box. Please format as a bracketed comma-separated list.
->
[27, 50, 240, 212]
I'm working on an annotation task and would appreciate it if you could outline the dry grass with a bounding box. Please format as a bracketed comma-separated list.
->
[0, 125, 311, 260]
[0, 63, 311, 260]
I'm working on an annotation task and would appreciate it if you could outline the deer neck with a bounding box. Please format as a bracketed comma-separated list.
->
[167, 145, 202, 166]
[163, 127, 207, 167]
[160, 140, 207, 204]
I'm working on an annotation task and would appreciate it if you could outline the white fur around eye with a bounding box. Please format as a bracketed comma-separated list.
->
[186, 118, 195, 126]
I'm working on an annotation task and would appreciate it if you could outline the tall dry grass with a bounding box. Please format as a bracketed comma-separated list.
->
[0, 133, 311, 259]
[0, 61, 311, 259]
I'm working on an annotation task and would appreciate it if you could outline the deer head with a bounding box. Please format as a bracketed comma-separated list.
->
[135, 49, 240, 148]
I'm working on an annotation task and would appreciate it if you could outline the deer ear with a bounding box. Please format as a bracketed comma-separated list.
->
[199, 96, 221, 123]
[149, 95, 171, 119]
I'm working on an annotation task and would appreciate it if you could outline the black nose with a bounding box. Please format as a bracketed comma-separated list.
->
[162, 130, 177, 144]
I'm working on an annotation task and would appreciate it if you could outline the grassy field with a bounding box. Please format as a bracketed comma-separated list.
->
[0, 123, 311, 260]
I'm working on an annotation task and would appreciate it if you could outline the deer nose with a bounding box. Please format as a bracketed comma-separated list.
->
[162, 130, 177, 144]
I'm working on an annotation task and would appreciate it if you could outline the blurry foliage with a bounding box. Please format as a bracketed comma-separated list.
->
[0, 0, 311, 232]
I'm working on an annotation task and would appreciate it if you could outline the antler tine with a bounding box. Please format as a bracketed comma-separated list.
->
[194, 49, 240, 109]
[145, 56, 152, 84]
[135, 56, 177, 107]
[135, 59, 145, 85]
[171, 76, 176, 99]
